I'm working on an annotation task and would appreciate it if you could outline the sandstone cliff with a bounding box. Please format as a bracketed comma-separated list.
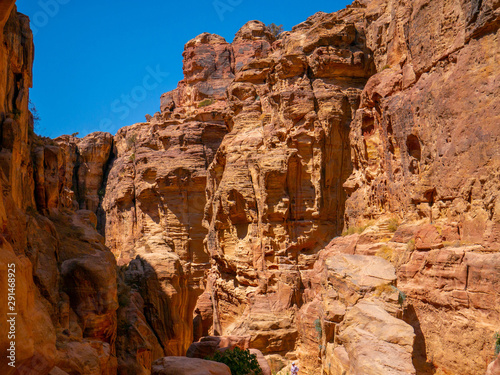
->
[0, 6, 119, 374]
[0, 0, 499, 374]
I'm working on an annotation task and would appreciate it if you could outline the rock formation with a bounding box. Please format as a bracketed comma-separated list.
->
[186, 336, 271, 375]
[0, 0, 499, 374]
[151, 357, 231, 375]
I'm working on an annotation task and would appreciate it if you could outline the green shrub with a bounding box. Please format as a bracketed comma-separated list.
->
[376, 245, 394, 262]
[398, 290, 407, 306]
[198, 98, 214, 108]
[387, 218, 400, 232]
[314, 319, 322, 334]
[342, 224, 368, 236]
[206, 347, 263, 375]
[126, 134, 137, 149]
[267, 23, 284, 38]
[407, 238, 415, 252]
[495, 332, 500, 355]
[376, 285, 406, 307]
[314, 318, 322, 341]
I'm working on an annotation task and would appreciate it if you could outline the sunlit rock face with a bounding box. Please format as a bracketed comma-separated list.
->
[345, 0, 500, 252]
[339, 0, 500, 374]
[199, 15, 377, 373]
[102, 83, 229, 358]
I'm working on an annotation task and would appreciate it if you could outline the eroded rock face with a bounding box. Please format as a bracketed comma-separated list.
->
[0, 6, 52, 374]
[0, 7, 119, 374]
[339, 0, 500, 374]
[104, 3, 499, 374]
[33, 133, 113, 215]
[0, 5, 34, 212]
[299, 246, 415, 374]
[201, 16, 374, 365]
[344, 0, 500, 250]
[337, 300, 415, 375]
[102, 119, 227, 359]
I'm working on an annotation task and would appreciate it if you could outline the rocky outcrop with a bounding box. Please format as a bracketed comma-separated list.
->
[319, 221, 500, 375]
[341, 1, 500, 373]
[0, 4, 34, 212]
[344, 0, 500, 249]
[33, 133, 113, 215]
[101, 112, 228, 360]
[335, 300, 415, 375]
[299, 246, 415, 374]
[0, 6, 119, 374]
[201, 17, 374, 370]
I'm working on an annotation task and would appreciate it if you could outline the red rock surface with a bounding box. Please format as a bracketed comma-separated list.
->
[152, 357, 231, 375]
[0, 7, 118, 374]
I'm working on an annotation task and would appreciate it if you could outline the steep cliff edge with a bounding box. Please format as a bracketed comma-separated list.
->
[0, 6, 119, 375]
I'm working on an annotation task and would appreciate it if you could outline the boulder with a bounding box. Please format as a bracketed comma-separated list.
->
[151, 357, 230, 375]
[487, 354, 500, 375]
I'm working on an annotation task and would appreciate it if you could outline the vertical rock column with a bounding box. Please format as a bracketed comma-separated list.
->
[203, 16, 374, 358]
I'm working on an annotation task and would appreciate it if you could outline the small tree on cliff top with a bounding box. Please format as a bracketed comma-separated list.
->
[267, 23, 284, 38]
[29, 99, 41, 131]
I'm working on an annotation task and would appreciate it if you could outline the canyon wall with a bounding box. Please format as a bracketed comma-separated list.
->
[342, 0, 500, 374]
[102, 0, 500, 373]
[0, 0, 499, 374]
[0, 6, 119, 374]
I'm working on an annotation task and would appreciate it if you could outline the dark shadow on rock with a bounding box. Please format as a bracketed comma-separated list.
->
[116, 255, 193, 375]
[96, 140, 116, 235]
[403, 304, 436, 375]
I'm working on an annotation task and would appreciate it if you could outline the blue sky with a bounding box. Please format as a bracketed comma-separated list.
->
[17, 0, 352, 138]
